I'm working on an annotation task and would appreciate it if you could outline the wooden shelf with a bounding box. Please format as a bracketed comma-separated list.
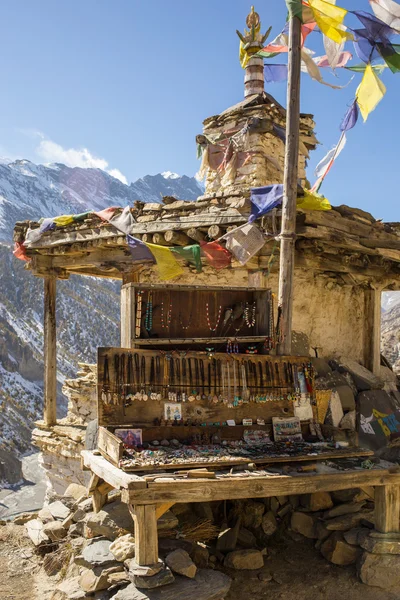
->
[134, 336, 269, 346]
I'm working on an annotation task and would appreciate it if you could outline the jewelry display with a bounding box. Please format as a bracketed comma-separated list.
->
[206, 302, 222, 333]
[161, 300, 172, 329]
[244, 301, 256, 327]
[144, 292, 153, 333]
[135, 291, 143, 338]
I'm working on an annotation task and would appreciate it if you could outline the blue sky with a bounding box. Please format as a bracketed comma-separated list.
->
[0, 0, 399, 220]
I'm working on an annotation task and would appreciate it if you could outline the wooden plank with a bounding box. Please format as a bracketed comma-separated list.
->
[134, 336, 270, 346]
[130, 504, 159, 565]
[122, 470, 400, 504]
[81, 450, 147, 490]
[374, 485, 400, 533]
[43, 276, 57, 426]
[121, 283, 136, 349]
[98, 427, 124, 465]
[88, 473, 100, 493]
[363, 287, 382, 375]
[155, 502, 175, 520]
[92, 488, 107, 513]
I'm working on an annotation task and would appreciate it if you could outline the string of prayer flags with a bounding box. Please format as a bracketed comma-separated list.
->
[224, 223, 265, 265]
[200, 240, 231, 270]
[308, 0, 353, 44]
[355, 63, 387, 120]
[264, 64, 288, 83]
[312, 132, 347, 189]
[126, 235, 155, 264]
[109, 206, 136, 235]
[144, 242, 184, 280]
[370, 0, 400, 33]
[249, 184, 284, 222]
[171, 244, 202, 273]
[297, 190, 332, 210]
[340, 99, 359, 131]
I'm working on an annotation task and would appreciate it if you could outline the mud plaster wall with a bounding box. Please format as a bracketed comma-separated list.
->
[137, 266, 366, 363]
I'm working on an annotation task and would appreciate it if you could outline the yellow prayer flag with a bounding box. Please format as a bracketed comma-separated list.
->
[309, 0, 353, 44]
[53, 215, 75, 227]
[356, 63, 387, 121]
[144, 243, 184, 281]
[297, 190, 331, 211]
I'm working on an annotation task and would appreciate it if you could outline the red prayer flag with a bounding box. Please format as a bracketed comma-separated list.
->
[94, 206, 119, 221]
[200, 241, 231, 270]
[13, 242, 30, 261]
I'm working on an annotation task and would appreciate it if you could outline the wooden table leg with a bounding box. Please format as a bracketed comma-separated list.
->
[87, 472, 113, 513]
[374, 485, 400, 533]
[129, 504, 158, 566]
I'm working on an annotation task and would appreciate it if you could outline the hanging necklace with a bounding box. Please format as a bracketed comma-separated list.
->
[188, 358, 196, 402]
[226, 361, 231, 406]
[244, 301, 256, 327]
[206, 302, 222, 333]
[135, 291, 143, 338]
[155, 356, 162, 400]
[144, 291, 153, 333]
[175, 358, 181, 403]
[233, 360, 239, 407]
[161, 300, 172, 328]
[126, 353, 134, 403]
[140, 356, 148, 401]
[149, 356, 156, 400]
[101, 355, 111, 404]
[182, 358, 187, 403]
[113, 354, 120, 405]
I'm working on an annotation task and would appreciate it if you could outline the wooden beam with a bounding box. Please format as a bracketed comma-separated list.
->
[43, 276, 57, 426]
[164, 230, 190, 246]
[155, 502, 175, 520]
[81, 451, 147, 491]
[277, 15, 302, 356]
[130, 504, 159, 565]
[208, 225, 222, 240]
[363, 287, 382, 375]
[374, 485, 400, 533]
[185, 227, 205, 243]
[121, 283, 136, 348]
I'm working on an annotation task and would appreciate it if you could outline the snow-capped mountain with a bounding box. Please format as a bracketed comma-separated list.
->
[0, 159, 202, 482]
[0, 159, 203, 242]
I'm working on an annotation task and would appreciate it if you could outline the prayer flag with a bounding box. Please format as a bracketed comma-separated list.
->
[171, 244, 202, 272]
[264, 64, 288, 83]
[308, 0, 353, 43]
[94, 207, 119, 221]
[72, 211, 91, 222]
[286, 0, 303, 19]
[53, 215, 75, 227]
[345, 63, 387, 73]
[13, 242, 30, 261]
[377, 41, 400, 72]
[272, 124, 286, 143]
[352, 10, 397, 42]
[249, 184, 284, 222]
[301, 47, 349, 88]
[225, 223, 265, 265]
[109, 206, 136, 235]
[126, 235, 155, 263]
[314, 50, 352, 68]
[314, 133, 347, 179]
[297, 190, 332, 210]
[340, 99, 359, 131]
[356, 63, 387, 121]
[144, 243, 183, 280]
[200, 241, 231, 270]
[370, 0, 400, 32]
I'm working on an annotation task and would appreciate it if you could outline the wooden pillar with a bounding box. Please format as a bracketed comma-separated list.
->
[374, 485, 400, 533]
[130, 504, 159, 565]
[121, 282, 136, 348]
[277, 15, 302, 356]
[43, 276, 57, 426]
[364, 287, 381, 376]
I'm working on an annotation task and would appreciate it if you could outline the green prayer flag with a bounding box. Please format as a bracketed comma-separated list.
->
[377, 43, 400, 74]
[285, 0, 303, 20]
[171, 244, 202, 273]
[72, 211, 92, 222]
[254, 50, 280, 59]
[345, 63, 387, 74]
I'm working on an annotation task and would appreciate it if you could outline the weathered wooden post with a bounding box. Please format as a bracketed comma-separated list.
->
[43, 276, 57, 426]
[277, 13, 302, 355]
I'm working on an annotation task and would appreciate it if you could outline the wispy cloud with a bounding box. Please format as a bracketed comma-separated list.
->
[22, 130, 128, 184]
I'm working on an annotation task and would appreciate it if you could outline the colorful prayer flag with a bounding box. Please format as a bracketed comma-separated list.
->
[171, 244, 202, 272]
[224, 223, 265, 265]
[340, 99, 359, 131]
[286, 0, 303, 19]
[249, 185, 284, 222]
[94, 207, 119, 221]
[126, 235, 155, 263]
[13, 242, 30, 261]
[301, 47, 350, 88]
[144, 242, 184, 280]
[370, 0, 400, 33]
[297, 190, 332, 210]
[200, 241, 231, 270]
[345, 62, 387, 73]
[53, 215, 75, 227]
[314, 51, 352, 68]
[352, 10, 398, 42]
[109, 206, 136, 235]
[314, 132, 347, 180]
[264, 64, 288, 83]
[377, 41, 400, 72]
[353, 29, 380, 63]
[308, 0, 353, 44]
[356, 63, 387, 121]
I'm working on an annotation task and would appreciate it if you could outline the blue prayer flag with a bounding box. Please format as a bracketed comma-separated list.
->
[264, 64, 288, 83]
[249, 185, 284, 222]
[340, 100, 359, 132]
[126, 235, 155, 263]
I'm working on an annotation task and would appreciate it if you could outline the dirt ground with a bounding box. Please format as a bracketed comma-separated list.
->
[0, 524, 399, 600]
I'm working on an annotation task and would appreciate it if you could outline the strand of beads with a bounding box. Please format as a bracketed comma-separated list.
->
[244, 301, 256, 327]
[161, 301, 172, 328]
[206, 303, 222, 332]
[144, 292, 153, 332]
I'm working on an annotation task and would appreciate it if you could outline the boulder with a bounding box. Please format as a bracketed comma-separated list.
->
[216, 518, 241, 553]
[25, 518, 49, 546]
[80, 565, 124, 593]
[333, 357, 384, 391]
[127, 558, 164, 578]
[331, 488, 368, 504]
[81, 539, 115, 567]
[110, 534, 136, 561]
[133, 567, 175, 589]
[43, 521, 68, 542]
[311, 358, 332, 378]
[241, 501, 265, 529]
[361, 532, 400, 555]
[261, 511, 277, 536]
[343, 527, 371, 546]
[300, 492, 333, 512]
[291, 512, 317, 539]
[339, 411, 356, 430]
[325, 510, 374, 531]
[334, 385, 356, 411]
[56, 576, 87, 600]
[64, 483, 88, 501]
[165, 549, 197, 578]
[237, 527, 257, 549]
[13, 512, 38, 525]
[224, 549, 264, 570]
[190, 544, 209, 568]
[358, 551, 400, 589]
[48, 500, 71, 520]
[320, 532, 360, 565]
[70, 522, 86, 538]
[38, 506, 54, 524]
[323, 502, 366, 519]
[72, 508, 87, 523]
[86, 501, 133, 540]
[380, 366, 399, 393]
[110, 569, 232, 600]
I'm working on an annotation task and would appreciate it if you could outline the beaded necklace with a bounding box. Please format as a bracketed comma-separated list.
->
[244, 301, 256, 327]
[206, 302, 222, 333]
[161, 300, 172, 329]
[135, 291, 143, 337]
[144, 292, 153, 332]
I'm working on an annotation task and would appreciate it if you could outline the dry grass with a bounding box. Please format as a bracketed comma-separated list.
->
[164, 519, 219, 543]
[0, 523, 30, 546]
